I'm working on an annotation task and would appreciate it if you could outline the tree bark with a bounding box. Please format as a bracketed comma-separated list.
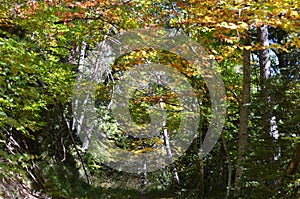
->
[234, 47, 251, 198]
[258, 25, 272, 135]
[191, 136, 205, 198]
[221, 131, 233, 199]
[258, 25, 271, 81]
[287, 143, 300, 175]
[159, 99, 180, 184]
[258, 25, 281, 159]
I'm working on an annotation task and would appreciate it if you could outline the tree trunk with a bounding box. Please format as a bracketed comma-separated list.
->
[287, 143, 300, 175]
[234, 46, 251, 198]
[258, 25, 271, 81]
[258, 25, 281, 158]
[159, 99, 180, 184]
[221, 131, 233, 199]
[258, 25, 272, 135]
[191, 136, 205, 198]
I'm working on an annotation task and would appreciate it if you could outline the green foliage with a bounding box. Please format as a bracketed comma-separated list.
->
[0, 0, 299, 198]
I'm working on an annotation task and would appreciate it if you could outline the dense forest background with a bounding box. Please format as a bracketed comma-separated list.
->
[0, 0, 299, 198]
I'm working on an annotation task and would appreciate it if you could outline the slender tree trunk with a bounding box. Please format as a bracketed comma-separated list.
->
[159, 99, 180, 184]
[191, 136, 205, 198]
[287, 143, 300, 175]
[142, 163, 148, 187]
[258, 25, 281, 161]
[258, 25, 272, 135]
[234, 46, 251, 198]
[221, 132, 233, 199]
[258, 25, 271, 81]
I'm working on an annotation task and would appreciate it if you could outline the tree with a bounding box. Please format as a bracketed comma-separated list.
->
[1, 0, 299, 198]
[234, 42, 251, 198]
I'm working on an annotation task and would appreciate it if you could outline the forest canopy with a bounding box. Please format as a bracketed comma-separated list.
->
[0, 0, 299, 198]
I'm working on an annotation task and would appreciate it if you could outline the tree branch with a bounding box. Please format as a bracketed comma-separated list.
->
[287, 143, 300, 175]
[59, 103, 91, 184]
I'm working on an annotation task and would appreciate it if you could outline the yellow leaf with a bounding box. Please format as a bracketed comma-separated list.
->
[290, 11, 299, 19]
[132, 147, 154, 154]
[238, 22, 249, 30]
[244, 46, 252, 50]
[211, 49, 218, 54]
[204, 16, 215, 23]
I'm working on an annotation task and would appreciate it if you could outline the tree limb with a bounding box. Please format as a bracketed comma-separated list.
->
[287, 143, 300, 175]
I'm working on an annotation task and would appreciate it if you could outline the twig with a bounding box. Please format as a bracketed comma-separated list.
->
[60, 103, 91, 184]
